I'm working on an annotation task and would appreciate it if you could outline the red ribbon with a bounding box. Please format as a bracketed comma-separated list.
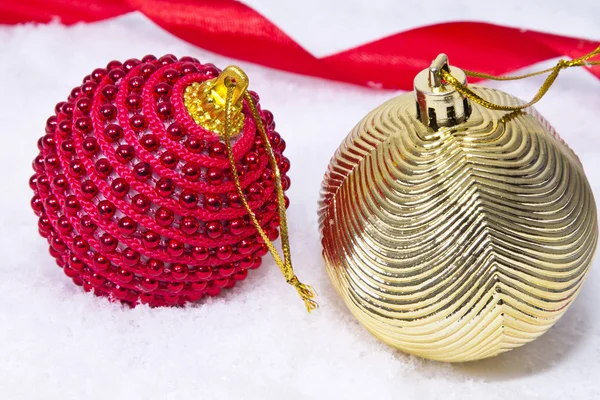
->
[2, 0, 599, 90]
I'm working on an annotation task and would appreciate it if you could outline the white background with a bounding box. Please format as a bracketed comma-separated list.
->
[0, 1, 599, 399]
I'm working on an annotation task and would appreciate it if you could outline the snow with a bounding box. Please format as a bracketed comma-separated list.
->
[0, 9, 599, 400]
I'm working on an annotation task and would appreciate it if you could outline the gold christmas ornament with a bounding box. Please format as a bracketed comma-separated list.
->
[318, 53, 599, 362]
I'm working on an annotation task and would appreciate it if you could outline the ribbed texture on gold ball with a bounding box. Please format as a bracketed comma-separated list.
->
[318, 87, 598, 362]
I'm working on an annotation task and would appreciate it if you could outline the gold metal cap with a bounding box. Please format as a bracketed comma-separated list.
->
[183, 65, 248, 137]
[414, 54, 470, 130]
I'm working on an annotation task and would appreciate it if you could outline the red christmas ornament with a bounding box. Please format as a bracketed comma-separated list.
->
[29, 54, 299, 308]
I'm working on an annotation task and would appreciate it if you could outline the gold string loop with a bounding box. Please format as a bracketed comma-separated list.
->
[441, 46, 600, 111]
[221, 77, 318, 313]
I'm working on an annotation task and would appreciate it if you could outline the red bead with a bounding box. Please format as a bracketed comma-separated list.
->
[115, 144, 135, 163]
[213, 278, 229, 288]
[160, 151, 178, 168]
[255, 243, 268, 257]
[156, 102, 173, 120]
[232, 269, 248, 281]
[162, 68, 180, 84]
[58, 120, 72, 135]
[125, 94, 142, 111]
[31, 195, 45, 214]
[167, 281, 184, 293]
[89, 273, 106, 287]
[229, 218, 245, 236]
[118, 217, 137, 236]
[191, 280, 207, 291]
[72, 236, 89, 255]
[140, 134, 160, 151]
[116, 268, 133, 283]
[218, 263, 235, 276]
[123, 58, 141, 71]
[132, 193, 151, 213]
[206, 221, 223, 239]
[244, 151, 260, 170]
[179, 190, 198, 209]
[111, 178, 130, 197]
[64, 195, 80, 214]
[141, 277, 158, 291]
[154, 82, 172, 99]
[107, 60, 122, 70]
[158, 54, 177, 66]
[44, 154, 60, 170]
[92, 253, 110, 271]
[121, 248, 140, 267]
[29, 175, 39, 190]
[91, 68, 106, 82]
[104, 124, 123, 142]
[69, 160, 85, 177]
[185, 137, 204, 153]
[98, 200, 116, 219]
[81, 137, 98, 155]
[282, 176, 291, 191]
[128, 76, 145, 92]
[51, 236, 67, 253]
[171, 264, 188, 280]
[156, 178, 175, 197]
[81, 180, 98, 199]
[61, 102, 75, 116]
[247, 182, 264, 201]
[142, 230, 160, 248]
[207, 168, 223, 185]
[141, 54, 157, 63]
[195, 265, 212, 280]
[130, 115, 148, 132]
[61, 140, 75, 154]
[192, 246, 209, 261]
[179, 216, 198, 235]
[204, 195, 221, 211]
[79, 215, 97, 234]
[99, 104, 116, 121]
[166, 239, 184, 257]
[250, 256, 262, 269]
[102, 84, 118, 101]
[167, 123, 185, 140]
[33, 155, 45, 173]
[209, 142, 227, 158]
[155, 207, 174, 226]
[228, 192, 242, 208]
[38, 215, 52, 234]
[133, 162, 152, 180]
[216, 245, 233, 261]
[180, 63, 198, 75]
[139, 63, 156, 78]
[46, 116, 58, 133]
[146, 259, 164, 277]
[240, 256, 254, 269]
[99, 233, 118, 252]
[95, 158, 113, 177]
[76, 97, 92, 114]
[44, 195, 60, 212]
[182, 162, 200, 181]
[108, 68, 125, 82]
[69, 87, 81, 100]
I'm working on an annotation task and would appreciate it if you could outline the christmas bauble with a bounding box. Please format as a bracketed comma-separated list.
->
[318, 55, 598, 362]
[30, 55, 290, 307]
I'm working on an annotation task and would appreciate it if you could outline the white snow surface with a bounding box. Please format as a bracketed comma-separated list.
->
[0, 9, 599, 400]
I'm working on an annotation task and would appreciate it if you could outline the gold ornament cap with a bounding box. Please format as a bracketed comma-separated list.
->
[414, 54, 470, 130]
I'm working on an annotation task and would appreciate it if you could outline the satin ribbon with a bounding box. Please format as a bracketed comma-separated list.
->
[2, 0, 599, 90]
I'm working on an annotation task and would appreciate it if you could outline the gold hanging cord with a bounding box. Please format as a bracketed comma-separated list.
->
[441, 46, 600, 111]
[184, 67, 317, 312]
